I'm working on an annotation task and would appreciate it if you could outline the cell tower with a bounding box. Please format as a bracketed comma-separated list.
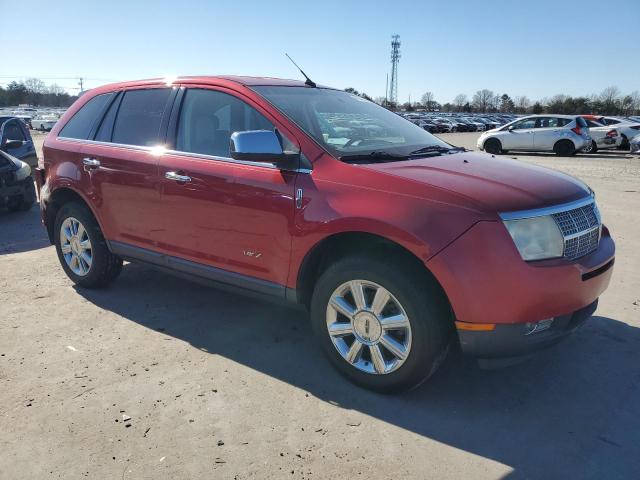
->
[388, 34, 401, 105]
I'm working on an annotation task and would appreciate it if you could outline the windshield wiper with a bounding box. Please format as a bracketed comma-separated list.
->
[409, 145, 466, 156]
[340, 151, 409, 164]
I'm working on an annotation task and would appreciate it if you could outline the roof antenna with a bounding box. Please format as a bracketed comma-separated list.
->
[285, 53, 316, 87]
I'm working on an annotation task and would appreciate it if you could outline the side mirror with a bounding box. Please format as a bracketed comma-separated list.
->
[507, 125, 515, 132]
[3, 139, 23, 150]
[230, 130, 299, 171]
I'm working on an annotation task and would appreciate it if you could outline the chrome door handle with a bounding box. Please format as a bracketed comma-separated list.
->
[165, 171, 192, 183]
[82, 157, 100, 168]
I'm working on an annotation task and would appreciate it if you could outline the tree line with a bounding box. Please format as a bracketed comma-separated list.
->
[346, 86, 640, 116]
[0, 79, 78, 108]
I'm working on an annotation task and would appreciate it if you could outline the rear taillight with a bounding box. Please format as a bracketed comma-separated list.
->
[571, 127, 582, 135]
[606, 129, 618, 138]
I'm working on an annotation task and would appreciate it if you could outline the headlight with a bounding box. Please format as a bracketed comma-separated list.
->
[15, 162, 31, 181]
[503, 215, 564, 261]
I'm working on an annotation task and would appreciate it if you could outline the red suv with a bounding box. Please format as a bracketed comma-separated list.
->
[36, 76, 615, 391]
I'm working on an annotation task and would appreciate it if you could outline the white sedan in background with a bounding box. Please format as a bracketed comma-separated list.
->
[31, 115, 58, 131]
[581, 119, 622, 153]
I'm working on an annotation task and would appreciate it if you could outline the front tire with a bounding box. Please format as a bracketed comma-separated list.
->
[310, 255, 452, 392]
[7, 180, 36, 212]
[54, 202, 122, 288]
[484, 138, 502, 154]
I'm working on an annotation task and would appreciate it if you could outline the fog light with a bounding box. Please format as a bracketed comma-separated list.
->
[524, 318, 554, 336]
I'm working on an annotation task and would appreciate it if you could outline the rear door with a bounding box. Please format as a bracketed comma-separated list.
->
[532, 117, 563, 150]
[157, 86, 298, 288]
[83, 87, 175, 249]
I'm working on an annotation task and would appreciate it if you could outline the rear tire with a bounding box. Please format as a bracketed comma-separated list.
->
[310, 254, 453, 393]
[582, 140, 598, 154]
[618, 134, 630, 150]
[54, 202, 122, 288]
[484, 138, 502, 154]
[553, 139, 575, 156]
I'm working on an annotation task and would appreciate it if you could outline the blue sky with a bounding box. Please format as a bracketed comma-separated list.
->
[1, 0, 637, 103]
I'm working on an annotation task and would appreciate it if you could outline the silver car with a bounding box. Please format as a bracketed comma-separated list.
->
[477, 115, 590, 156]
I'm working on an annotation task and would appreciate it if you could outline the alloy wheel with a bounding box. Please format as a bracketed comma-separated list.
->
[326, 280, 412, 375]
[60, 217, 93, 276]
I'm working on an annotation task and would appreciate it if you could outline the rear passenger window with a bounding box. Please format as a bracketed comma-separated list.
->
[59, 93, 113, 140]
[112, 89, 172, 146]
[176, 89, 274, 158]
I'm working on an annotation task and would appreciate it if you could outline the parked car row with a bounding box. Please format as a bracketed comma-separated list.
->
[401, 112, 519, 133]
[0, 107, 65, 131]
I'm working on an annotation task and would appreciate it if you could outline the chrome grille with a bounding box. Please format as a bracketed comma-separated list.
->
[552, 202, 601, 260]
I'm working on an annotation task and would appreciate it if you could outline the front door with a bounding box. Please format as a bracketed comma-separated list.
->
[502, 117, 536, 150]
[157, 87, 298, 288]
[0, 119, 37, 167]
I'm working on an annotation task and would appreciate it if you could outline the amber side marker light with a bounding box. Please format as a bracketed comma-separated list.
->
[455, 321, 496, 331]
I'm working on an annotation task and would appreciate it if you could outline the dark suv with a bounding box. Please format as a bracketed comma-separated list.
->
[36, 76, 615, 392]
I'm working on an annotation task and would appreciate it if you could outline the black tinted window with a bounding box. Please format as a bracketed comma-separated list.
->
[176, 89, 273, 157]
[59, 93, 113, 139]
[95, 93, 121, 142]
[112, 89, 171, 146]
[3, 121, 26, 141]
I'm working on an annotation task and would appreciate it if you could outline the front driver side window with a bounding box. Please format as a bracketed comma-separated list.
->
[511, 119, 536, 130]
[176, 89, 274, 158]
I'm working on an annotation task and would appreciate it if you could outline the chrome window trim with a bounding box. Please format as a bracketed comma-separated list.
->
[56, 136, 312, 173]
[499, 195, 594, 221]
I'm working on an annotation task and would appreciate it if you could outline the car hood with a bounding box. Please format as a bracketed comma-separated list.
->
[360, 151, 591, 213]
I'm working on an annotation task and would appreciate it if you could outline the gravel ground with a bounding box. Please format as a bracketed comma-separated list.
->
[1, 131, 639, 479]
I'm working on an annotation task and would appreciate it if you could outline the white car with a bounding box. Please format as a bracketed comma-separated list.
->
[594, 116, 640, 149]
[31, 115, 58, 131]
[581, 119, 622, 153]
[477, 115, 590, 156]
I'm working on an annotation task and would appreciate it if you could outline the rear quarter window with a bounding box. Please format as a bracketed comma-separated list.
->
[111, 88, 172, 147]
[59, 93, 114, 140]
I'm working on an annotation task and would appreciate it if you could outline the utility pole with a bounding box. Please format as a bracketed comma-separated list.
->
[78, 77, 84, 92]
[389, 34, 401, 107]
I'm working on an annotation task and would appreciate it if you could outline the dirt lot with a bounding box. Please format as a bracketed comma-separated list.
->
[1, 131, 639, 479]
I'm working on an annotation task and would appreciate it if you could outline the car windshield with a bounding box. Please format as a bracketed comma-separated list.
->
[252, 86, 452, 162]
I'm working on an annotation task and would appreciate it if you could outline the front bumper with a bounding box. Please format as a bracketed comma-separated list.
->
[427, 220, 615, 325]
[457, 299, 598, 358]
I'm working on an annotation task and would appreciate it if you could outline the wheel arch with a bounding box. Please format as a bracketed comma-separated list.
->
[294, 230, 451, 312]
[43, 186, 103, 245]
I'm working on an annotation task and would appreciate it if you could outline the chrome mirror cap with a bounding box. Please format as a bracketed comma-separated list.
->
[230, 130, 284, 162]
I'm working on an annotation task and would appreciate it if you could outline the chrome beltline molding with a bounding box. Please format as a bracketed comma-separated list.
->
[56, 136, 312, 173]
[499, 195, 595, 221]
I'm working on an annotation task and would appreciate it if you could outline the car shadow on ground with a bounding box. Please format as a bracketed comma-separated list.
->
[76, 262, 640, 479]
[0, 206, 50, 255]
